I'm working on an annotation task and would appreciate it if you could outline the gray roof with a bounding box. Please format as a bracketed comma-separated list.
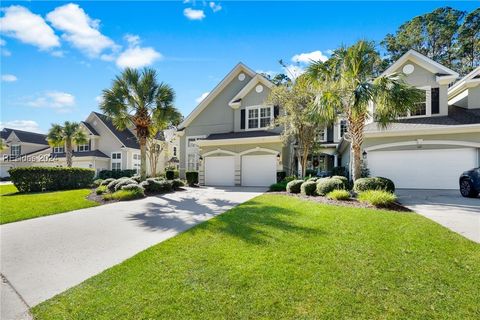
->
[1, 128, 48, 145]
[365, 106, 480, 132]
[205, 131, 280, 140]
[81, 121, 99, 135]
[93, 112, 139, 149]
[52, 150, 109, 158]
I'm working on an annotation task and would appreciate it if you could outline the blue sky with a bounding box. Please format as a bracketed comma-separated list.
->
[1, 1, 478, 133]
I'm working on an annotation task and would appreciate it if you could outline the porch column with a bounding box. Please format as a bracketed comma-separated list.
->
[334, 154, 338, 167]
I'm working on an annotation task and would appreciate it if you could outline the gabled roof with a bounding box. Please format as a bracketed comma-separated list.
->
[92, 112, 139, 149]
[228, 74, 275, 108]
[52, 150, 110, 158]
[204, 130, 280, 140]
[448, 66, 480, 97]
[1, 128, 48, 145]
[178, 62, 256, 129]
[81, 121, 99, 136]
[381, 50, 459, 82]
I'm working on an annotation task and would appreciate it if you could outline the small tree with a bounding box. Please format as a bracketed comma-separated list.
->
[268, 75, 323, 178]
[307, 40, 423, 181]
[47, 121, 87, 167]
[100, 68, 180, 180]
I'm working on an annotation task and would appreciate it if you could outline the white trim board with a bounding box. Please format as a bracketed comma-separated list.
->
[228, 74, 274, 108]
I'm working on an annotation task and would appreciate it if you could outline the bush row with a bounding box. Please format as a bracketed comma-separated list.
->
[98, 169, 137, 179]
[9, 167, 95, 192]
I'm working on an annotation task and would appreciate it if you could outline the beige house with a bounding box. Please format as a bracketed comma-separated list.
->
[0, 111, 176, 177]
[338, 50, 480, 189]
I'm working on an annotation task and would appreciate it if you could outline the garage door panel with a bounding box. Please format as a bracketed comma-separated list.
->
[205, 156, 235, 186]
[368, 148, 477, 189]
[242, 155, 276, 187]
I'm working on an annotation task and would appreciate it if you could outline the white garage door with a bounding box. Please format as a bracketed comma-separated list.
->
[368, 148, 478, 189]
[205, 156, 235, 186]
[242, 155, 276, 187]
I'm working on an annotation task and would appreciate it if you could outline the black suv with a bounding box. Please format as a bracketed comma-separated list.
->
[459, 168, 480, 198]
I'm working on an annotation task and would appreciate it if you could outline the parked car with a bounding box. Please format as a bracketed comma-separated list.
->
[459, 168, 480, 198]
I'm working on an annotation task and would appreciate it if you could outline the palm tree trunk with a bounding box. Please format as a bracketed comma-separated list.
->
[66, 140, 73, 167]
[351, 142, 362, 181]
[140, 139, 147, 180]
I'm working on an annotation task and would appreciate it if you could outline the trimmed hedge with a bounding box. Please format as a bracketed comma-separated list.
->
[113, 178, 138, 192]
[316, 178, 345, 196]
[301, 181, 317, 196]
[269, 181, 288, 192]
[98, 169, 136, 179]
[276, 171, 287, 182]
[186, 171, 198, 186]
[9, 167, 95, 192]
[331, 175, 349, 189]
[353, 177, 395, 193]
[286, 180, 304, 194]
[165, 170, 175, 180]
[140, 178, 173, 193]
[171, 179, 185, 190]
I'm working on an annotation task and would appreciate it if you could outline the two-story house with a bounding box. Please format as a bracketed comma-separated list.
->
[338, 50, 480, 189]
[0, 111, 176, 177]
[177, 63, 292, 187]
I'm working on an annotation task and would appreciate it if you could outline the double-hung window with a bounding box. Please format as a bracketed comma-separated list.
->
[132, 153, 140, 173]
[10, 145, 21, 157]
[186, 136, 204, 172]
[339, 120, 348, 138]
[111, 152, 122, 171]
[246, 106, 273, 130]
[53, 146, 64, 153]
[77, 141, 89, 152]
[411, 90, 427, 116]
[317, 128, 327, 142]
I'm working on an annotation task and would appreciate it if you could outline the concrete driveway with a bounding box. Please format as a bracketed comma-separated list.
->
[0, 187, 264, 319]
[396, 189, 480, 243]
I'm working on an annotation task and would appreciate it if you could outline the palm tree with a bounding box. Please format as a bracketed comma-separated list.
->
[307, 40, 424, 181]
[47, 121, 87, 167]
[100, 68, 180, 180]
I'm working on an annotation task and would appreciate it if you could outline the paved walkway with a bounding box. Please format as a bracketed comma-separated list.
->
[396, 189, 480, 243]
[0, 187, 264, 319]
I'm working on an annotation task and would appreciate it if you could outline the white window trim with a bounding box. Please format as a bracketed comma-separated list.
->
[317, 127, 327, 142]
[401, 85, 431, 119]
[10, 144, 21, 156]
[185, 135, 206, 172]
[132, 152, 141, 173]
[111, 151, 122, 170]
[77, 141, 89, 152]
[245, 105, 274, 131]
[53, 146, 65, 153]
[338, 120, 348, 138]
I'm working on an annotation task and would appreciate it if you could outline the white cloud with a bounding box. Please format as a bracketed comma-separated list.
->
[124, 34, 140, 46]
[116, 46, 162, 69]
[0, 5, 60, 50]
[51, 50, 65, 57]
[195, 91, 210, 103]
[183, 8, 206, 20]
[292, 50, 328, 64]
[209, 2, 222, 12]
[0, 120, 42, 133]
[95, 95, 103, 104]
[256, 70, 277, 78]
[1, 74, 17, 82]
[46, 3, 116, 57]
[26, 91, 75, 110]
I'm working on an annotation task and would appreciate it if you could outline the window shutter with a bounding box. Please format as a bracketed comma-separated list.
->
[431, 87, 439, 114]
[240, 109, 246, 129]
[274, 105, 280, 118]
[326, 126, 334, 142]
[88, 139, 92, 151]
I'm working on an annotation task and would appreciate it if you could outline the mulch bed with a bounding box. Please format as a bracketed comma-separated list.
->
[269, 191, 411, 212]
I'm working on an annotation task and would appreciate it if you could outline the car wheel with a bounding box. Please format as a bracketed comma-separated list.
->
[460, 179, 478, 198]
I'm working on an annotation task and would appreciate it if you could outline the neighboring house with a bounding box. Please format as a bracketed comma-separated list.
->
[0, 112, 174, 177]
[177, 63, 291, 187]
[339, 50, 480, 189]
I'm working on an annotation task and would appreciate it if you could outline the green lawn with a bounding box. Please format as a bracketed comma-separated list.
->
[0, 184, 99, 224]
[32, 195, 480, 319]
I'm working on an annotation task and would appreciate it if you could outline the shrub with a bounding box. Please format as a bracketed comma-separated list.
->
[106, 178, 135, 192]
[185, 171, 198, 186]
[353, 177, 395, 193]
[358, 190, 397, 207]
[104, 188, 145, 201]
[316, 178, 345, 196]
[171, 179, 185, 190]
[140, 178, 173, 193]
[95, 185, 107, 195]
[113, 178, 138, 192]
[307, 177, 319, 182]
[286, 179, 304, 194]
[121, 183, 145, 192]
[326, 189, 351, 200]
[269, 181, 288, 192]
[165, 170, 175, 180]
[100, 178, 115, 186]
[301, 181, 317, 196]
[332, 166, 348, 177]
[331, 175, 349, 189]
[98, 169, 136, 180]
[9, 167, 95, 192]
[93, 179, 103, 188]
[284, 176, 296, 183]
[131, 175, 142, 183]
[276, 171, 286, 182]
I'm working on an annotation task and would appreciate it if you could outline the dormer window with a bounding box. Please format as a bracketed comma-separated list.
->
[401, 86, 431, 118]
[317, 128, 327, 142]
[246, 105, 273, 130]
[10, 145, 21, 157]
